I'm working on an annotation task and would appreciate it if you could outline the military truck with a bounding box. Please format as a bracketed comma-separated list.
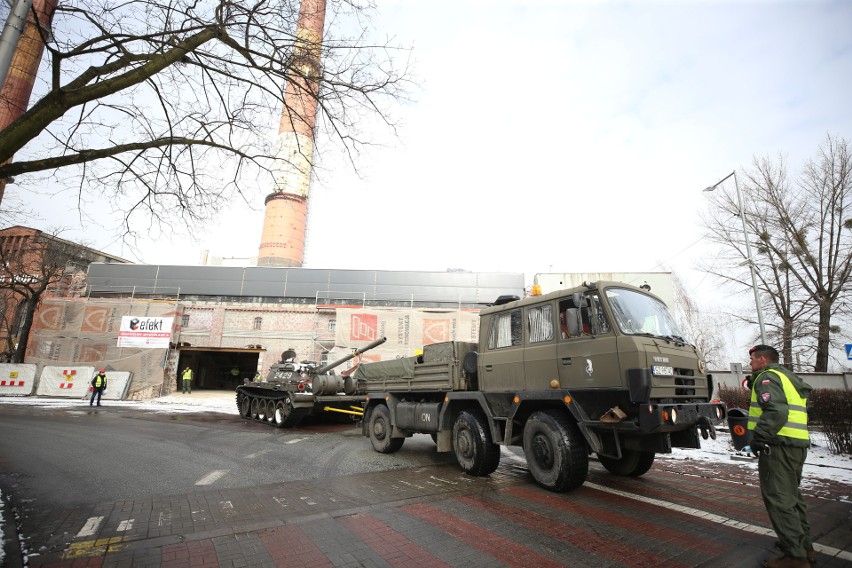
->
[236, 337, 386, 428]
[356, 281, 725, 492]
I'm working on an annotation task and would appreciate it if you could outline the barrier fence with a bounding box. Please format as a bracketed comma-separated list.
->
[0, 364, 36, 396]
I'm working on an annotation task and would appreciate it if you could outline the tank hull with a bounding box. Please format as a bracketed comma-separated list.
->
[235, 384, 365, 428]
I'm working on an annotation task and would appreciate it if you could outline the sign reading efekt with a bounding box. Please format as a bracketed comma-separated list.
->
[117, 316, 174, 348]
[846, 344, 852, 360]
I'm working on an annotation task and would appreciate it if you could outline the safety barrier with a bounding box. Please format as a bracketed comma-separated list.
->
[36, 367, 134, 400]
[0, 364, 36, 396]
[84, 371, 132, 401]
[36, 366, 96, 398]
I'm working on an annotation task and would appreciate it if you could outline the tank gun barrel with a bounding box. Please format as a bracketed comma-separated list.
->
[314, 336, 387, 374]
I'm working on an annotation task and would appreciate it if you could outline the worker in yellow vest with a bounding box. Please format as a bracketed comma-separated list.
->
[90, 369, 107, 406]
[181, 366, 193, 394]
[745, 345, 814, 568]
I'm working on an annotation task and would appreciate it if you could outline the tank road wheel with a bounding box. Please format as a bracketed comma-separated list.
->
[256, 399, 268, 422]
[523, 410, 589, 492]
[239, 395, 251, 418]
[453, 410, 501, 476]
[250, 397, 261, 420]
[273, 396, 303, 428]
[368, 404, 404, 454]
[265, 400, 277, 422]
[599, 450, 655, 477]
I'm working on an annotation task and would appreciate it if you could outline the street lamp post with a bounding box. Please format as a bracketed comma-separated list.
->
[704, 170, 767, 344]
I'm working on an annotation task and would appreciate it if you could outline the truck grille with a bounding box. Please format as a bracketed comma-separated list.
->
[652, 368, 707, 400]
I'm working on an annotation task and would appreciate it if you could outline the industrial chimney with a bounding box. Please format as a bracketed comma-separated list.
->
[257, 0, 327, 267]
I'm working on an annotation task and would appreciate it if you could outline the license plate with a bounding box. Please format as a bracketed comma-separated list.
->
[653, 365, 674, 376]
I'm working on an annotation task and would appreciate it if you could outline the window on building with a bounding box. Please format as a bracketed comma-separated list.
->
[328, 319, 336, 332]
[253, 317, 262, 330]
[181, 314, 190, 327]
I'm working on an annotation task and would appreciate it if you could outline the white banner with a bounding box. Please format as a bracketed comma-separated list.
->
[117, 316, 174, 348]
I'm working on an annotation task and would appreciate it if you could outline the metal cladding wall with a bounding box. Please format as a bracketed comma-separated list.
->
[86, 264, 525, 307]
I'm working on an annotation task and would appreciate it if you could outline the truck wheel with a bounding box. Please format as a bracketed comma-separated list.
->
[453, 410, 501, 476]
[239, 395, 251, 418]
[368, 404, 404, 454]
[599, 450, 655, 477]
[523, 410, 588, 492]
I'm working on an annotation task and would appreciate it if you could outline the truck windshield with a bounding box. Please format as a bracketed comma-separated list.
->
[604, 288, 687, 341]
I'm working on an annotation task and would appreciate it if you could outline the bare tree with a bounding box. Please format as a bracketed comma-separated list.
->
[701, 134, 852, 371]
[0, 0, 411, 240]
[0, 230, 94, 362]
[669, 271, 727, 369]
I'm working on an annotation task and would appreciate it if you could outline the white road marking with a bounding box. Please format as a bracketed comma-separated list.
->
[503, 449, 848, 561]
[116, 519, 134, 532]
[75, 516, 104, 538]
[585, 482, 852, 561]
[286, 438, 307, 444]
[195, 469, 227, 485]
[244, 449, 274, 459]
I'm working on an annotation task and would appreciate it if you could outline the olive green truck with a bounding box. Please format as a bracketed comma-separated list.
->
[355, 280, 726, 492]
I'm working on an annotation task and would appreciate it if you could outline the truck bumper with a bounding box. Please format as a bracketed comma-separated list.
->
[637, 401, 726, 434]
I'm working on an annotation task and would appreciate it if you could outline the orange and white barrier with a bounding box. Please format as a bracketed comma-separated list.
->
[0, 364, 36, 396]
[36, 366, 96, 398]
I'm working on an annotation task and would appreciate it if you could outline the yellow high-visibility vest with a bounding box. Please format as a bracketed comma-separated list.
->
[748, 368, 809, 441]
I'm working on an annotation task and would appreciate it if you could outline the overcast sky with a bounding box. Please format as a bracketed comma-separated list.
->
[13, 0, 852, 350]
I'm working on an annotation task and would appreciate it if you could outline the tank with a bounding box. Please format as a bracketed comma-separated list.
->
[235, 337, 386, 428]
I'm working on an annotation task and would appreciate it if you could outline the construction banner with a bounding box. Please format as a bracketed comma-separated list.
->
[334, 308, 480, 361]
[117, 316, 174, 348]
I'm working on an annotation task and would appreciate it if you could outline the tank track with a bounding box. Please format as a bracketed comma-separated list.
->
[235, 388, 310, 428]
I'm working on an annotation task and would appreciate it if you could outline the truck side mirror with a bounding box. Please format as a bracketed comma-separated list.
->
[571, 292, 587, 308]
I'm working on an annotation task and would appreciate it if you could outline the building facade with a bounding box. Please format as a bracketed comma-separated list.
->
[0, 226, 128, 360]
[24, 263, 525, 398]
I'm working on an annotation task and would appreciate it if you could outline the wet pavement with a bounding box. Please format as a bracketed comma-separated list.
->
[10, 454, 852, 568]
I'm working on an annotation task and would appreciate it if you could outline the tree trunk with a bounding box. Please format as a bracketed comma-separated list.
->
[782, 317, 794, 370]
[815, 301, 831, 372]
[12, 296, 35, 363]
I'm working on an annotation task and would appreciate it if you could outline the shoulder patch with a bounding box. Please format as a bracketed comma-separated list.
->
[761, 379, 771, 384]
[760, 392, 771, 403]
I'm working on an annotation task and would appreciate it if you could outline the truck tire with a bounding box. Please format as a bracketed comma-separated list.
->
[453, 410, 501, 476]
[368, 404, 404, 454]
[598, 450, 655, 477]
[523, 410, 588, 492]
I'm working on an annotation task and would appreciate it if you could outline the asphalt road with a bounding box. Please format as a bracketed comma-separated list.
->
[1, 401, 850, 567]
[0, 403, 456, 509]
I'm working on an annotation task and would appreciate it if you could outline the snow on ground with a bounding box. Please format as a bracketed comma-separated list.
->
[2, 393, 851, 491]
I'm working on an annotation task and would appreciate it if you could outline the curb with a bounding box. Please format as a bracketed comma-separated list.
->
[1, 490, 24, 568]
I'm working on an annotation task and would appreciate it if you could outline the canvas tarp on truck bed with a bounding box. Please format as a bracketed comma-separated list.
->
[354, 357, 416, 381]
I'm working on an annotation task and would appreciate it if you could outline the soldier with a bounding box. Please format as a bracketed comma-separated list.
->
[745, 345, 814, 568]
